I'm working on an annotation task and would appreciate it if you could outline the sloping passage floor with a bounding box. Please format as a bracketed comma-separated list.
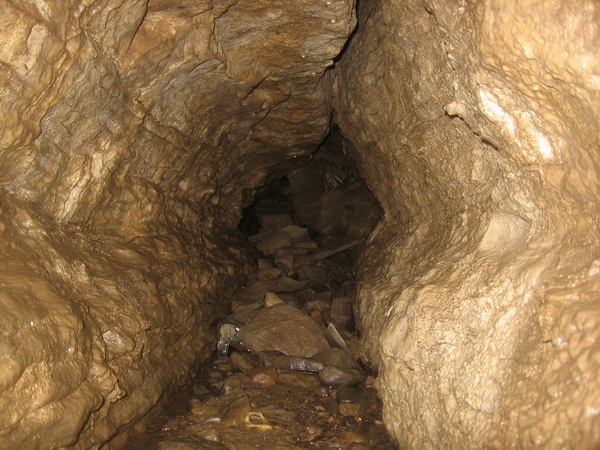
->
[122, 131, 392, 449]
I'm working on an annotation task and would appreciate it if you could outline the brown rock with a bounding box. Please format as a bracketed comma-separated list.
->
[256, 232, 292, 256]
[264, 292, 284, 307]
[330, 297, 353, 330]
[338, 402, 364, 417]
[281, 225, 312, 243]
[277, 370, 321, 390]
[246, 366, 278, 386]
[239, 303, 330, 358]
[230, 351, 260, 372]
[220, 395, 252, 426]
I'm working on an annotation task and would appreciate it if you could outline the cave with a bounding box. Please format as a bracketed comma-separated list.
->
[1, 0, 600, 448]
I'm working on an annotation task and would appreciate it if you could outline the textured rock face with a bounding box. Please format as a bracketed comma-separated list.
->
[335, 0, 600, 448]
[0, 0, 354, 447]
[1, 0, 600, 449]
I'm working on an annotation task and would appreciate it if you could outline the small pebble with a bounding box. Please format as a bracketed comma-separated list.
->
[203, 369, 228, 384]
[339, 402, 363, 417]
[306, 424, 323, 441]
[313, 386, 329, 397]
[264, 291, 284, 306]
[343, 416, 358, 427]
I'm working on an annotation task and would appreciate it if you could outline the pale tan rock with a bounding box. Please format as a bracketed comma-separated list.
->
[264, 292, 284, 307]
[334, 0, 600, 448]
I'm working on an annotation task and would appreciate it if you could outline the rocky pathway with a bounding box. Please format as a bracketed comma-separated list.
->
[125, 141, 390, 449]
[125, 223, 392, 450]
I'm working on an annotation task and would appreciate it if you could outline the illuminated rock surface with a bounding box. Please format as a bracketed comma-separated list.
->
[0, 0, 599, 448]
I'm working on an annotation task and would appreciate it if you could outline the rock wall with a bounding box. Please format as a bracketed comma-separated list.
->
[2, 0, 600, 448]
[334, 0, 600, 448]
[0, 0, 354, 447]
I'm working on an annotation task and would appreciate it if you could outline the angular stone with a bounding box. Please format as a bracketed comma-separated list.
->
[304, 300, 331, 313]
[264, 292, 284, 307]
[275, 293, 301, 308]
[239, 303, 330, 358]
[255, 204, 294, 229]
[338, 402, 364, 417]
[258, 350, 285, 367]
[297, 265, 329, 290]
[256, 232, 292, 256]
[273, 254, 294, 271]
[281, 225, 312, 243]
[313, 236, 364, 261]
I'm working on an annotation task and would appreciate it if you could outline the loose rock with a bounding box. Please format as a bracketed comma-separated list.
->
[239, 303, 330, 358]
[319, 366, 364, 388]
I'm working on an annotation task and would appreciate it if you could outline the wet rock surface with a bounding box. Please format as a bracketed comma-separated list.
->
[125, 176, 389, 449]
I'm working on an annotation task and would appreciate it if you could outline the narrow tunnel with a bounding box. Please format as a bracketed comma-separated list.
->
[1, 0, 600, 449]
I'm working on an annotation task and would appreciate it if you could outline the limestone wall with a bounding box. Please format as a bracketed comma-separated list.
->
[334, 0, 600, 447]
[0, 0, 354, 447]
[1, 0, 599, 447]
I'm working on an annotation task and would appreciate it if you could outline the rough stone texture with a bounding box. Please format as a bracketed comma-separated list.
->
[334, 0, 600, 448]
[1, 0, 600, 448]
[0, 0, 355, 448]
[239, 303, 330, 358]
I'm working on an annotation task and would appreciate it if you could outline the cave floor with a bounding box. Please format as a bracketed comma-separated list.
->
[123, 229, 394, 449]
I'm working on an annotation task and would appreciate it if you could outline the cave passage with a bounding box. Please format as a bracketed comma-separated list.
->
[123, 128, 390, 448]
[1, 0, 599, 447]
